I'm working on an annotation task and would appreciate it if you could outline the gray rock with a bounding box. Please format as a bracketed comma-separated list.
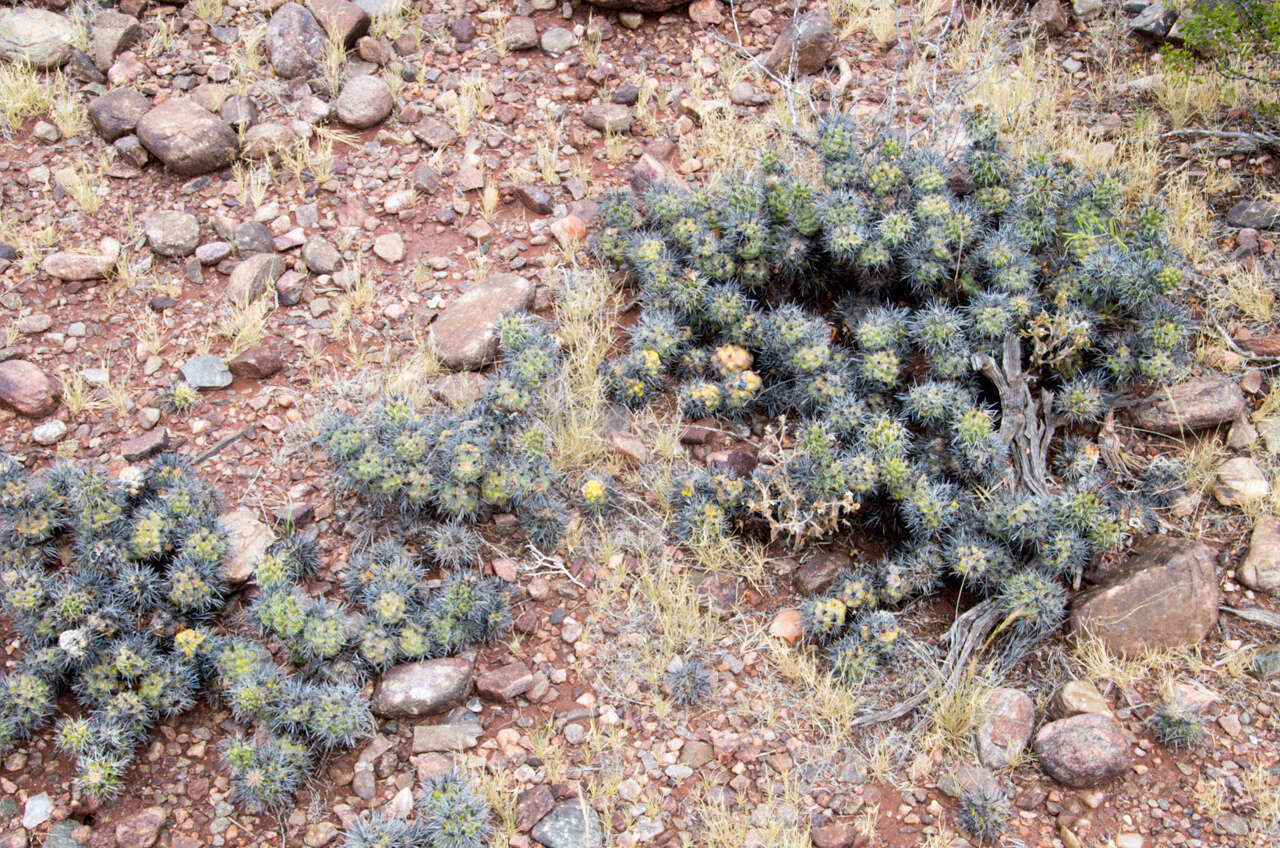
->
[136, 98, 238, 176]
[32, 419, 67, 445]
[530, 798, 604, 848]
[222, 95, 259, 131]
[583, 103, 632, 133]
[113, 135, 149, 167]
[1128, 375, 1245, 434]
[411, 716, 482, 752]
[88, 88, 150, 142]
[1254, 645, 1280, 680]
[505, 15, 539, 50]
[1214, 456, 1271, 506]
[335, 74, 393, 128]
[1227, 199, 1280, 230]
[541, 27, 576, 55]
[1052, 679, 1114, 719]
[413, 117, 459, 149]
[22, 793, 52, 829]
[1238, 516, 1280, 593]
[0, 359, 60, 418]
[114, 806, 166, 848]
[761, 10, 836, 77]
[42, 249, 117, 281]
[353, 0, 408, 15]
[267, 3, 326, 79]
[0, 8, 77, 68]
[372, 656, 473, 717]
[219, 508, 275, 583]
[302, 237, 341, 273]
[181, 355, 233, 389]
[582, 0, 683, 10]
[1030, 0, 1069, 35]
[307, 0, 370, 47]
[235, 221, 275, 255]
[1131, 1, 1178, 38]
[975, 688, 1034, 769]
[1069, 535, 1219, 658]
[45, 820, 85, 848]
[196, 242, 232, 265]
[90, 10, 141, 72]
[1073, 0, 1105, 19]
[145, 210, 200, 258]
[242, 122, 295, 160]
[372, 232, 405, 263]
[1034, 713, 1131, 788]
[429, 273, 535, 370]
[227, 253, 285, 303]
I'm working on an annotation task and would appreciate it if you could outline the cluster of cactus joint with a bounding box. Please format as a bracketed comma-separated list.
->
[342, 770, 493, 848]
[592, 108, 1192, 674]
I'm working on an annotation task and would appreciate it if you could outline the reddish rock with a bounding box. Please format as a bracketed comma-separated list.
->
[609, 430, 649, 466]
[1034, 713, 1131, 788]
[372, 656, 473, 717]
[120, 429, 168, 462]
[696, 571, 742, 618]
[811, 821, 858, 848]
[688, 0, 724, 24]
[549, 214, 587, 248]
[794, 550, 850, 595]
[475, 661, 534, 702]
[707, 446, 757, 476]
[515, 784, 555, 832]
[975, 688, 1035, 768]
[228, 346, 284, 380]
[307, 0, 369, 46]
[769, 608, 803, 644]
[1127, 375, 1245, 435]
[1030, 0, 1068, 36]
[428, 273, 535, 371]
[114, 806, 166, 848]
[0, 359, 60, 418]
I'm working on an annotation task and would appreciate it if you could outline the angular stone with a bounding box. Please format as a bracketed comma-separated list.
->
[696, 571, 741, 618]
[21, 794, 52, 830]
[302, 237, 341, 273]
[114, 806, 166, 848]
[0, 9, 77, 68]
[761, 10, 836, 76]
[1070, 535, 1219, 657]
[88, 88, 149, 141]
[530, 798, 604, 848]
[1053, 679, 1113, 719]
[1238, 516, 1280, 593]
[32, 419, 67, 446]
[90, 11, 141, 72]
[1128, 375, 1245, 434]
[120, 429, 168, 462]
[1034, 713, 1131, 788]
[429, 273, 535, 370]
[516, 785, 555, 833]
[794, 551, 849, 595]
[267, 3, 325, 78]
[373, 656, 473, 717]
[505, 15, 539, 50]
[975, 688, 1035, 768]
[583, 103, 632, 133]
[1132, 2, 1179, 39]
[1214, 457, 1271, 506]
[307, 0, 370, 46]
[180, 355, 233, 390]
[136, 98, 238, 176]
[1030, 0, 1069, 35]
[1227, 199, 1280, 230]
[810, 821, 857, 848]
[227, 253, 285, 304]
[429, 372, 488, 408]
[228, 347, 284, 380]
[219, 507, 275, 583]
[689, 0, 724, 24]
[411, 717, 481, 752]
[413, 117, 458, 148]
[0, 360, 60, 418]
[242, 122, 295, 160]
[476, 661, 534, 701]
[335, 74, 393, 128]
[516, 185, 553, 215]
[144, 210, 200, 258]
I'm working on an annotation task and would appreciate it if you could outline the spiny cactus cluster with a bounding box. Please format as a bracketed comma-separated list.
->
[343, 770, 493, 848]
[593, 109, 1193, 670]
[957, 783, 1010, 843]
[321, 313, 572, 552]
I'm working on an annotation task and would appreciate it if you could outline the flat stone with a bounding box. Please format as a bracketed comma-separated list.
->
[1034, 713, 1131, 788]
[120, 429, 168, 462]
[21, 794, 52, 829]
[0, 9, 77, 68]
[1132, 1, 1178, 39]
[583, 103, 632, 133]
[516, 785, 555, 832]
[42, 250, 116, 281]
[475, 661, 534, 701]
[976, 688, 1035, 768]
[0, 360, 60, 418]
[1127, 375, 1244, 434]
[1238, 516, 1280, 593]
[227, 253, 285, 303]
[144, 210, 200, 258]
[1069, 535, 1219, 658]
[336, 74, 393, 128]
[267, 2, 325, 78]
[114, 806, 166, 848]
[1227, 199, 1280, 230]
[1214, 456, 1271, 506]
[429, 273, 535, 370]
[219, 507, 275, 583]
[413, 117, 458, 148]
[241, 122, 295, 160]
[228, 346, 283, 380]
[530, 798, 604, 848]
[761, 10, 835, 76]
[136, 98, 238, 176]
[180, 354, 233, 389]
[411, 717, 482, 752]
[307, 0, 370, 46]
[88, 88, 149, 141]
[372, 656, 473, 717]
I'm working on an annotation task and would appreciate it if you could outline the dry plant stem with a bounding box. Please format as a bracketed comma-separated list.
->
[972, 334, 1055, 498]
[1221, 605, 1280, 630]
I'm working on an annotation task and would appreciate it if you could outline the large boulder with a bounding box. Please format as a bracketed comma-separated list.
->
[1034, 713, 1131, 788]
[428, 273, 535, 370]
[0, 360, 60, 418]
[372, 657, 473, 717]
[1069, 535, 1219, 657]
[267, 3, 326, 79]
[0, 8, 78, 68]
[136, 98, 238, 176]
[761, 10, 836, 77]
[1127, 375, 1245, 434]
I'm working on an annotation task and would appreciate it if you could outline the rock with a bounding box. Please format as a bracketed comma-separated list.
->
[516, 785, 556, 832]
[88, 88, 149, 142]
[938, 764, 1000, 799]
[242, 122, 295, 160]
[307, 0, 370, 46]
[114, 135, 149, 167]
[227, 253, 285, 303]
[583, 0, 683, 11]
[1255, 646, 1280, 680]
[1070, 535, 1219, 657]
[0, 360, 60, 418]
[32, 419, 67, 445]
[223, 95, 260, 131]
[219, 508, 275, 583]
[1128, 375, 1245, 434]
[1214, 457, 1271, 506]
[1031, 0, 1069, 35]
[505, 15, 539, 50]
[429, 372, 488, 407]
[136, 98, 238, 176]
[42, 249, 116, 282]
[21, 794, 52, 829]
[90, 11, 141, 72]
[1034, 713, 1131, 788]
[115, 806, 166, 848]
[336, 74, 393, 128]
[429, 273, 535, 370]
[413, 117, 458, 149]
[975, 688, 1035, 768]
[1073, 0, 1105, 19]
[372, 657, 473, 717]
[476, 661, 534, 701]
[810, 822, 858, 848]
[0, 9, 77, 68]
[144, 210, 200, 258]
[583, 103, 633, 133]
[228, 347, 283, 380]
[530, 798, 604, 848]
[411, 717, 482, 752]
[120, 429, 168, 462]
[1227, 199, 1280, 229]
[1131, 1, 1178, 39]
[688, 0, 724, 23]
[303, 821, 339, 848]
[541, 27, 576, 55]
[1053, 679, 1113, 718]
[181, 355, 233, 389]
[353, 0, 407, 16]
[768, 608, 803, 644]
[761, 10, 836, 77]
[31, 120, 60, 144]
[301, 237, 341, 273]
[618, 11, 643, 28]
[516, 185, 553, 215]
[1238, 516, 1280, 593]
[235, 221, 275, 255]
[372, 232, 405, 263]
[267, 3, 325, 78]
[794, 551, 849, 595]
[44, 822, 82, 848]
